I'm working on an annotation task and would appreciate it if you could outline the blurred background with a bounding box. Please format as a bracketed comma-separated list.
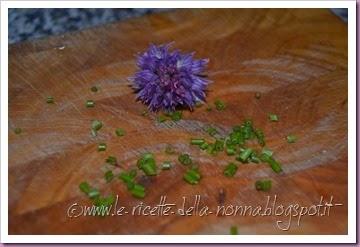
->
[9, 8, 347, 44]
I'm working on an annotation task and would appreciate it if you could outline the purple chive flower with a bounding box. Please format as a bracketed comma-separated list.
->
[130, 43, 210, 112]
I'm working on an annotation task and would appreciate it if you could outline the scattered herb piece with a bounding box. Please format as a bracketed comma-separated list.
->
[98, 143, 107, 152]
[14, 127, 22, 134]
[255, 92, 261, 99]
[91, 120, 102, 136]
[205, 126, 218, 137]
[269, 113, 279, 122]
[190, 138, 205, 146]
[46, 96, 54, 104]
[249, 152, 261, 163]
[286, 134, 297, 143]
[104, 170, 114, 183]
[161, 161, 172, 170]
[261, 148, 273, 157]
[230, 226, 238, 235]
[129, 169, 137, 178]
[226, 147, 236, 156]
[88, 188, 100, 199]
[137, 153, 157, 176]
[183, 168, 201, 185]
[255, 179, 272, 191]
[237, 148, 253, 163]
[130, 184, 146, 198]
[178, 153, 192, 166]
[115, 128, 125, 137]
[157, 115, 167, 123]
[199, 142, 209, 150]
[254, 128, 265, 146]
[214, 99, 226, 111]
[79, 181, 91, 194]
[90, 86, 98, 92]
[223, 162, 238, 177]
[260, 153, 282, 173]
[85, 100, 95, 108]
[169, 111, 182, 121]
[105, 156, 117, 166]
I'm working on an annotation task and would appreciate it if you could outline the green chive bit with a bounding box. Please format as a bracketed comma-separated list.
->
[214, 99, 226, 111]
[79, 181, 91, 194]
[205, 126, 218, 137]
[214, 139, 225, 152]
[261, 148, 273, 157]
[119, 172, 134, 184]
[254, 128, 265, 146]
[90, 86, 99, 92]
[88, 188, 100, 199]
[269, 113, 279, 122]
[255, 92, 261, 99]
[190, 138, 205, 146]
[93, 194, 115, 208]
[206, 143, 217, 156]
[242, 119, 255, 140]
[157, 115, 167, 123]
[255, 179, 272, 191]
[137, 153, 157, 176]
[91, 120, 102, 131]
[178, 153, 192, 166]
[46, 96, 54, 104]
[224, 162, 238, 177]
[115, 128, 125, 137]
[226, 147, 236, 156]
[286, 134, 297, 143]
[98, 143, 107, 152]
[165, 145, 175, 154]
[237, 148, 253, 163]
[105, 156, 117, 165]
[14, 127, 22, 134]
[260, 153, 282, 173]
[199, 142, 209, 150]
[129, 169, 137, 178]
[249, 152, 261, 163]
[169, 111, 182, 121]
[230, 226, 238, 235]
[130, 184, 146, 198]
[85, 100, 95, 108]
[183, 169, 201, 185]
[161, 161, 172, 170]
[104, 170, 114, 183]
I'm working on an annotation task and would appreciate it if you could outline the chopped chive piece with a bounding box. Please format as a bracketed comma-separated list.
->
[286, 134, 297, 143]
[161, 161, 172, 170]
[205, 126, 218, 136]
[214, 99, 226, 111]
[255, 179, 272, 191]
[178, 153, 192, 166]
[226, 147, 236, 156]
[214, 139, 225, 152]
[183, 169, 201, 185]
[115, 128, 125, 137]
[119, 172, 134, 184]
[98, 143, 107, 152]
[206, 143, 217, 155]
[224, 162, 238, 177]
[169, 111, 182, 121]
[190, 138, 205, 145]
[249, 152, 261, 163]
[165, 145, 175, 154]
[105, 156, 117, 166]
[199, 142, 209, 150]
[85, 100, 95, 108]
[254, 128, 265, 146]
[14, 127, 22, 134]
[269, 113, 279, 122]
[104, 170, 114, 183]
[90, 86, 98, 92]
[230, 226, 238, 235]
[157, 115, 167, 123]
[130, 184, 146, 198]
[242, 119, 254, 140]
[237, 148, 253, 163]
[137, 153, 157, 176]
[93, 194, 115, 208]
[129, 169, 137, 178]
[260, 153, 282, 173]
[91, 120, 103, 135]
[79, 181, 91, 194]
[261, 148, 273, 157]
[255, 92, 261, 99]
[46, 96, 54, 104]
[88, 188, 100, 199]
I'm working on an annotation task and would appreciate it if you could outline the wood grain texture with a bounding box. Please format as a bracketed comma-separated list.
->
[9, 9, 348, 235]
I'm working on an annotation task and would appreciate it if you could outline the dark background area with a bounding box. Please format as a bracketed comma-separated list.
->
[8, 8, 347, 44]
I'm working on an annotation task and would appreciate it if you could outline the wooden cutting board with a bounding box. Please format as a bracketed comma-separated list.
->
[8, 8, 348, 235]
